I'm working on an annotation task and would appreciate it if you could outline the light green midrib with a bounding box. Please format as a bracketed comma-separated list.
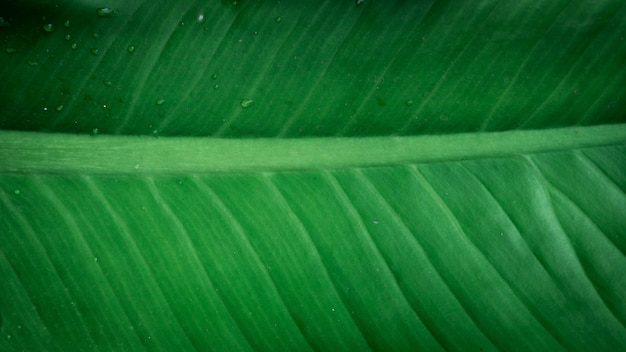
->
[1, 125, 625, 175]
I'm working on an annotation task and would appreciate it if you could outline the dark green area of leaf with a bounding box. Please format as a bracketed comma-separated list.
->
[0, 0, 624, 136]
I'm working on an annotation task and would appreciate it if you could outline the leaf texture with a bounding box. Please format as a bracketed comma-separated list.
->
[1, 0, 625, 350]
[0, 0, 624, 136]
[1, 145, 625, 351]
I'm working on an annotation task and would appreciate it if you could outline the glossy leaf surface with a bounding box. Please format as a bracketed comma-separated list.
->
[0, 1, 625, 351]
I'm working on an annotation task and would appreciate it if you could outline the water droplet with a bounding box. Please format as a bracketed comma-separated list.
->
[13, 189, 20, 195]
[65, 34, 71, 41]
[96, 7, 116, 18]
[240, 99, 254, 108]
[42, 23, 56, 32]
[213, 84, 220, 90]
[405, 99, 414, 106]
[64, 20, 70, 28]
[274, 16, 282, 23]
[127, 45, 135, 53]
[156, 98, 166, 105]
[90, 48, 100, 56]
[211, 74, 218, 80]
[56, 105, 64, 111]
[71, 43, 78, 49]
[26, 59, 38, 66]
[91, 32, 100, 39]
[103, 79, 112, 87]
[92, 128, 99, 135]
[5, 48, 17, 54]
[355, 0, 365, 5]
[94, 257, 98, 262]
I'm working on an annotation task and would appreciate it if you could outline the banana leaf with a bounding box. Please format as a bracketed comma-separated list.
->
[0, 0, 625, 350]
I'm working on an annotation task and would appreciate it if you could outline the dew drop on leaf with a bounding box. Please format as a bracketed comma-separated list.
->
[211, 74, 218, 80]
[64, 20, 70, 28]
[65, 34, 71, 41]
[274, 16, 282, 23]
[90, 48, 100, 56]
[240, 99, 254, 108]
[5, 48, 17, 54]
[26, 59, 38, 66]
[13, 189, 20, 195]
[103, 79, 112, 87]
[156, 98, 166, 105]
[56, 105, 64, 111]
[71, 43, 78, 49]
[91, 32, 100, 39]
[127, 45, 135, 53]
[92, 128, 99, 135]
[42, 23, 56, 32]
[405, 99, 414, 106]
[96, 8, 116, 18]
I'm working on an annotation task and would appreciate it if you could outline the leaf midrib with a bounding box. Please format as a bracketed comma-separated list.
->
[1, 124, 625, 175]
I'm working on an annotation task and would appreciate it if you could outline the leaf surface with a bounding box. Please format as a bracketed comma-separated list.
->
[0, 1, 625, 351]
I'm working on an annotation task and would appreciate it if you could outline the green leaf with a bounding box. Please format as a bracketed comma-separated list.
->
[1, 0, 624, 136]
[1, 0, 625, 351]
